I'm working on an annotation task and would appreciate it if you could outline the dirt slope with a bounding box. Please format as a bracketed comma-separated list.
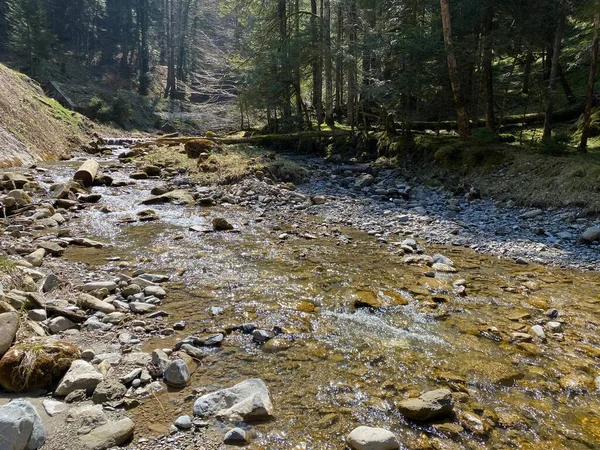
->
[0, 64, 89, 167]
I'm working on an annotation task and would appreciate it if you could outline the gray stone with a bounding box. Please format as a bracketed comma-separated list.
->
[212, 217, 234, 231]
[580, 226, 600, 243]
[519, 209, 543, 219]
[81, 349, 95, 361]
[81, 282, 117, 292]
[81, 418, 134, 450]
[42, 274, 60, 293]
[41, 399, 68, 417]
[121, 284, 142, 297]
[83, 317, 113, 332]
[121, 368, 142, 385]
[25, 249, 45, 267]
[0, 312, 19, 356]
[27, 309, 47, 322]
[224, 427, 248, 445]
[0, 399, 46, 450]
[129, 302, 156, 314]
[530, 325, 546, 339]
[144, 285, 166, 299]
[163, 359, 190, 388]
[49, 316, 77, 334]
[252, 329, 274, 343]
[77, 293, 115, 314]
[55, 360, 104, 397]
[68, 405, 107, 433]
[138, 273, 169, 283]
[193, 378, 273, 421]
[92, 380, 127, 404]
[347, 426, 399, 450]
[398, 389, 454, 421]
[174, 415, 193, 430]
[547, 321, 563, 332]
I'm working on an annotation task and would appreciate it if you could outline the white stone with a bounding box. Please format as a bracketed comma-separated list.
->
[347, 426, 400, 450]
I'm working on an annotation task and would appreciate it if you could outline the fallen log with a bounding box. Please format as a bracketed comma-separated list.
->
[74, 159, 100, 187]
[45, 305, 88, 323]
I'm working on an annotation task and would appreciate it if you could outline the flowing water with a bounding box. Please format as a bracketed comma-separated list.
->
[42, 148, 600, 449]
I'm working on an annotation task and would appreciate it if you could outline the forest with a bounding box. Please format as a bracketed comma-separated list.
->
[1, 0, 599, 151]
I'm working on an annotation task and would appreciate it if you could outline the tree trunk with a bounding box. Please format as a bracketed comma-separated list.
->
[311, 0, 323, 128]
[164, 0, 176, 98]
[74, 160, 100, 187]
[522, 49, 533, 94]
[543, 18, 564, 141]
[138, 0, 150, 95]
[558, 63, 577, 104]
[580, 2, 600, 152]
[279, 0, 291, 119]
[440, 0, 470, 140]
[335, 2, 344, 119]
[346, 0, 358, 128]
[324, 0, 334, 126]
[482, 1, 495, 131]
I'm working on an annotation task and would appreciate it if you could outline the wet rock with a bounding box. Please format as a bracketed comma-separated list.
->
[530, 325, 546, 339]
[560, 373, 595, 393]
[346, 426, 399, 450]
[163, 359, 190, 388]
[547, 321, 563, 332]
[193, 378, 274, 421]
[49, 316, 77, 333]
[141, 189, 194, 205]
[355, 174, 375, 188]
[0, 399, 46, 450]
[510, 332, 533, 343]
[432, 263, 457, 273]
[174, 415, 193, 430]
[253, 329, 274, 343]
[224, 427, 249, 445]
[78, 194, 102, 203]
[212, 217, 234, 231]
[0, 339, 80, 392]
[398, 389, 454, 421]
[55, 360, 104, 397]
[129, 302, 156, 314]
[37, 241, 65, 256]
[92, 380, 127, 404]
[519, 209, 543, 219]
[0, 311, 19, 357]
[81, 418, 134, 450]
[432, 254, 455, 267]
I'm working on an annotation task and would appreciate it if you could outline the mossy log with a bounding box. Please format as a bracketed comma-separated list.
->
[73, 159, 100, 187]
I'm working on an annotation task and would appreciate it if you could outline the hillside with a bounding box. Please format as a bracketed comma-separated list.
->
[0, 64, 89, 167]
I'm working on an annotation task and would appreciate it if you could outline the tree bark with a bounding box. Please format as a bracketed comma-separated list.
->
[74, 160, 100, 187]
[543, 18, 564, 141]
[335, 2, 344, 119]
[279, 0, 291, 119]
[522, 49, 533, 94]
[482, 1, 495, 131]
[580, 1, 600, 152]
[324, 0, 334, 126]
[346, 0, 358, 128]
[440, 0, 470, 140]
[311, 0, 323, 128]
[138, 0, 150, 95]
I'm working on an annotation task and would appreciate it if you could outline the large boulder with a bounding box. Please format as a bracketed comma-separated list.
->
[398, 389, 454, 421]
[0, 339, 80, 393]
[0, 311, 19, 357]
[55, 360, 104, 397]
[193, 378, 274, 421]
[0, 399, 46, 450]
[347, 426, 400, 450]
[580, 226, 600, 243]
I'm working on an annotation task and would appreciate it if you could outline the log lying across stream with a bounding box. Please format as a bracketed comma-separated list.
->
[74, 159, 100, 187]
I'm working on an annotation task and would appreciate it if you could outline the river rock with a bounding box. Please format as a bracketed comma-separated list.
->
[92, 380, 127, 404]
[129, 302, 156, 314]
[25, 249, 46, 267]
[82, 281, 117, 292]
[81, 418, 134, 450]
[0, 311, 19, 357]
[49, 316, 77, 333]
[42, 274, 60, 293]
[224, 427, 249, 445]
[580, 226, 600, 243]
[347, 426, 399, 450]
[193, 378, 274, 421]
[212, 217, 234, 231]
[121, 284, 142, 297]
[519, 209, 543, 219]
[42, 399, 68, 417]
[0, 339, 80, 392]
[28, 309, 47, 322]
[55, 360, 104, 397]
[174, 415, 193, 430]
[163, 359, 190, 388]
[0, 399, 46, 450]
[398, 389, 454, 421]
[152, 350, 171, 373]
[141, 189, 195, 205]
[77, 293, 116, 314]
[144, 285, 166, 298]
[7, 189, 32, 206]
